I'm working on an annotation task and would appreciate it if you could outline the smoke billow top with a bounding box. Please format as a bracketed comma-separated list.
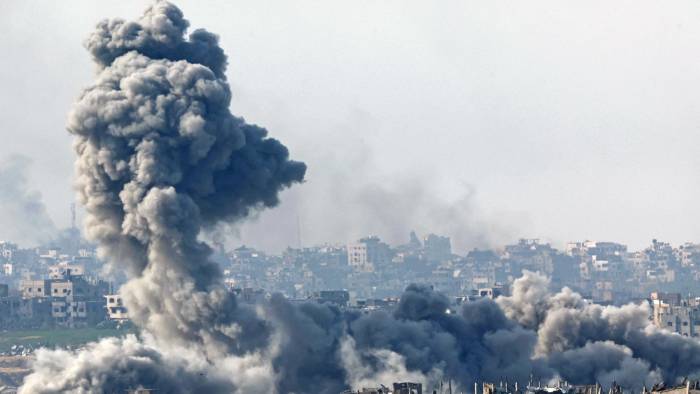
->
[20, 3, 700, 393]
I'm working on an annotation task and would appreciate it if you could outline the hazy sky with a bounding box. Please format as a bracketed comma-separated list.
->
[2, 1, 700, 252]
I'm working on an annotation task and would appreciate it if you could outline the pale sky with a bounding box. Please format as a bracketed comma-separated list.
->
[2, 1, 700, 253]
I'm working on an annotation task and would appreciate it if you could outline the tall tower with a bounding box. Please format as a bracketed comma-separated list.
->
[70, 203, 77, 230]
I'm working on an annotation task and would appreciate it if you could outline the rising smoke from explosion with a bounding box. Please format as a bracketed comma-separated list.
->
[0, 155, 57, 245]
[221, 133, 523, 255]
[23, 1, 305, 392]
[498, 272, 700, 388]
[19, 3, 700, 393]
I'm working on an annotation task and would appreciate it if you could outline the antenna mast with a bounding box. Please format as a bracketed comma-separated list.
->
[71, 203, 77, 230]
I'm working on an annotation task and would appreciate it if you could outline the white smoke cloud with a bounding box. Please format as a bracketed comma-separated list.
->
[339, 336, 441, 391]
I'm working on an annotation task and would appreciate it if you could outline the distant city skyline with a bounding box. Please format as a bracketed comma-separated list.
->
[3, 1, 700, 253]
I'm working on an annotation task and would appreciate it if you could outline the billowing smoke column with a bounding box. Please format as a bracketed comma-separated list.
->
[23, 2, 304, 393]
[497, 272, 700, 389]
[76, 0, 308, 351]
[20, 3, 700, 393]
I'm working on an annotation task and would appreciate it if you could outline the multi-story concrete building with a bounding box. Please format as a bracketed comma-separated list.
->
[315, 290, 350, 307]
[591, 256, 609, 272]
[393, 382, 422, 394]
[347, 236, 391, 273]
[651, 292, 700, 337]
[105, 294, 128, 321]
[17, 268, 109, 327]
[423, 234, 451, 263]
[20, 280, 50, 299]
[472, 286, 504, 300]
[48, 262, 85, 280]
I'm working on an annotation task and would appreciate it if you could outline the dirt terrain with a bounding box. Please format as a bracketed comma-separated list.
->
[0, 355, 31, 388]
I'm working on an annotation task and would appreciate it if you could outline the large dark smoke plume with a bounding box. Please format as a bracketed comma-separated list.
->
[0, 154, 57, 246]
[22, 2, 305, 392]
[20, 3, 700, 393]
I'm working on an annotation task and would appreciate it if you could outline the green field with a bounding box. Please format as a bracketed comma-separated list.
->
[0, 327, 134, 353]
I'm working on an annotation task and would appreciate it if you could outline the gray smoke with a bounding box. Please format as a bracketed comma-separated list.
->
[305, 137, 513, 253]
[0, 155, 57, 246]
[266, 284, 546, 393]
[497, 271, 700, 389]
[19, 3, 700, 393]
[226, 135, 522, 254]
[22, 2, 303, 392]
[70, 0, 305, 351]
[253, 276, 700, 392]
[547, 341, 662, 390]
[21, 335, 239, 393]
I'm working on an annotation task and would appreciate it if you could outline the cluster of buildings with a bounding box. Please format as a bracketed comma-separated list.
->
[218, 234, 700, 306]
[562, 239, 700, 303]
[0, 239, 123, 329]
[18, 262, 109, 327]
[4, 230, 700, 330]
[342, 382, 423, 394]
[341, 380, 700, 394]
[1, 231, 700, 393]
[118, 381, 700, 394]
[650, 291, 700, 337]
